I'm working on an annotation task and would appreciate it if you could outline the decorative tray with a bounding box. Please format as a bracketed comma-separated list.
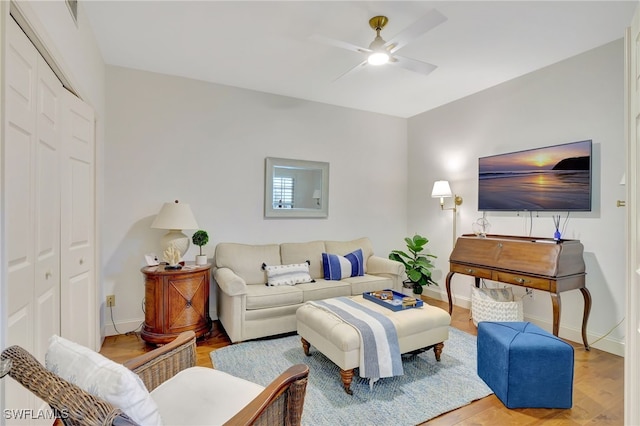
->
[363, 289, 424, 311]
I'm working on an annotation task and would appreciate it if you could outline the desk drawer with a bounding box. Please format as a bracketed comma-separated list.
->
[495, 271, 552, 291]
[451, 263, 492, 279]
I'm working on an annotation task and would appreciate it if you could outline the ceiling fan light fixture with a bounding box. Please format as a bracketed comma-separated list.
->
[367, 17, 390, 66]
[368, 51, 389, 65]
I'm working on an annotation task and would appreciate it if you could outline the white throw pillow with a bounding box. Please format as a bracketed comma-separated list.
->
[262, 261, 314, 286]
[45, 335, 163, 425]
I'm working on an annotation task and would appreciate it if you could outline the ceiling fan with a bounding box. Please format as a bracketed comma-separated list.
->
[311, 9, 447, 81]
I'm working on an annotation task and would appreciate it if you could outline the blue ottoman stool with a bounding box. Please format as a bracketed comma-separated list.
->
[477, 321, 574, 409]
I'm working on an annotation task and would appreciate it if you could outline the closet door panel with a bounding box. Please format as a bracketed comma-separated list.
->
[34, 55, 61, 360]
[6, 17, 37, 351]
[60, 90, 95, 349]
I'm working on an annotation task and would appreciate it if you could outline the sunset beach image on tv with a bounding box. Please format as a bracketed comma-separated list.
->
[478, 140, 592, 211]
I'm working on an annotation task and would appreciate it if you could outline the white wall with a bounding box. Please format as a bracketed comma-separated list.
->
[102, 66, 408, 333]
[408, 40, 626, 355]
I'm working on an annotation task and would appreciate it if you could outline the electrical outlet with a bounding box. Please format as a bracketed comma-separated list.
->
[106, 294, 115, 307]
[526, 288, 534, 299]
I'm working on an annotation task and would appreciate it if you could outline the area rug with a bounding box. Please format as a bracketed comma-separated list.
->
[210, 327, 492, 425]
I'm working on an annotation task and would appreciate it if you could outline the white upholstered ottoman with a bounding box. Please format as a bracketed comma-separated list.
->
[296, 295, 451, 394]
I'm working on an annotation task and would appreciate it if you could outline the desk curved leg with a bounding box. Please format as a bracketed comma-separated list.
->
[580, 287, 592, 351]
[445, 272, 455, 314]
[550, 293, 561, 338]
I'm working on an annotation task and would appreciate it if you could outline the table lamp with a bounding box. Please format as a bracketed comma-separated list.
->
[151, 200, 199, 258]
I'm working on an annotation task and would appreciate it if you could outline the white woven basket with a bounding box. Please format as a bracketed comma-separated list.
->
[471, 286, 524, 327]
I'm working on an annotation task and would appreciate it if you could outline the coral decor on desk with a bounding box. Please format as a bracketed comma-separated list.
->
[163, 244, 182, 269]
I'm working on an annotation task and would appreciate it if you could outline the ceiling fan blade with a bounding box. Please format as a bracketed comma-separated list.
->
[389, 55, 437, 76]
[309, 34, 370, 55]
[333, 60, 368, 82]
[386, 9, 447, 54]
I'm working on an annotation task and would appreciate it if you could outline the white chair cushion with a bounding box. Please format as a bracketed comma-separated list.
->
[150, 366, 264, 426]
[45, 335, 163, 425]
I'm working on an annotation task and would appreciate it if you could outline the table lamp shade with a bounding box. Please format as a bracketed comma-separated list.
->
[151, 201, 199, 258]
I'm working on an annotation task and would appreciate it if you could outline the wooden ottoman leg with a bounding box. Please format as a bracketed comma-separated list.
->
[340, 368, 354, 395]
[433, 342, 444, 361]
[301, 337, 311, 356]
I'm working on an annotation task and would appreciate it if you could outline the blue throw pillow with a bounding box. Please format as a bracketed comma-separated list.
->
[322, 248, 364, 281]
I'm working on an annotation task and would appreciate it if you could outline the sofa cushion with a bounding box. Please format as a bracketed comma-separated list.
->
[325, 237, 374, 271]
[322, 249, 364, 280]
[45, 335, 163, 425]
[262, 261, 314, 286]
[280, 241, 326, 279]
[215, 243, 281, 285]
[245, 284, 304, 310]
[343, 274, 394, 295]
[297, 279, 352, 302]
[151, 366, 263, 426]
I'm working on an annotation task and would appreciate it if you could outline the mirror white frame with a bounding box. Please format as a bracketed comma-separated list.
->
[265, 157, 329, 218]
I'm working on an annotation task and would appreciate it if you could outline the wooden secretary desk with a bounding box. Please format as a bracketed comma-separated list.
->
[446, 234, 591, 350]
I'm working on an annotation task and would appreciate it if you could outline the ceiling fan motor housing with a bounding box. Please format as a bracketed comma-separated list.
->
[369, 16, 389, 31]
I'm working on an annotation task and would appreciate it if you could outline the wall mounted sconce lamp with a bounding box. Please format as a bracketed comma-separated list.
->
[312, 189, 321, 206]
[431, 180, 463, 211]
[617, 174, 626, 207]
[431, 180, 463, 245]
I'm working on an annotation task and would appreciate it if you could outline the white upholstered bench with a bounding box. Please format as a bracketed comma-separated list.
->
[296, 295, 451, 394]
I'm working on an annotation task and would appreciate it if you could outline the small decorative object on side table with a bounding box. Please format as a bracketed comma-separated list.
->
[140, 263, 212, 345]
[192, 229, 209, 266]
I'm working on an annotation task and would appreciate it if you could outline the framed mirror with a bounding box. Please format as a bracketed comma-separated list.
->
[265, 157, 329, 218]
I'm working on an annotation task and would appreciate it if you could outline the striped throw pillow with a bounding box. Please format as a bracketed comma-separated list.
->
[322, 248, 365, 281]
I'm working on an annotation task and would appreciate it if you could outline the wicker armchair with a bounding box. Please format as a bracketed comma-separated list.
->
[1, 331, 309, 426]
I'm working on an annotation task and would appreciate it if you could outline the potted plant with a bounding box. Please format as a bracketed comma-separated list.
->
[389, 234, 437, 295]
[192, 230, 209, 265]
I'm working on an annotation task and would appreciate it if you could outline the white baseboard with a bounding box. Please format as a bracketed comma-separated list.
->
[422, 287, 624, 357]
[103, 319, 144, 337]
[103, 313, 220, 337]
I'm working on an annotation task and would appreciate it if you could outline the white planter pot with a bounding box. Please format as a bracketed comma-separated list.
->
[401, 283, 415, 297]
[195, 255, 208, 265]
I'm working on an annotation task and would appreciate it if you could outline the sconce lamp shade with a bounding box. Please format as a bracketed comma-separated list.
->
[431, 180, 463, 245]
[431, 180, 453, 198]
[151, 200, 199, 258]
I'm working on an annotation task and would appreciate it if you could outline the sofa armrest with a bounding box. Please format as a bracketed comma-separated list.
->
[367, 256, 405, 291]
[367, 256, 404, 277]
[214, 267, 248, 296]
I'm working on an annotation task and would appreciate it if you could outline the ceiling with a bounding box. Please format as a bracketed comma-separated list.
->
[83, 1, 637, 118]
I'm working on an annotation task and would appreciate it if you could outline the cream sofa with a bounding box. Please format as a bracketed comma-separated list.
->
[213, 237, 404, 343]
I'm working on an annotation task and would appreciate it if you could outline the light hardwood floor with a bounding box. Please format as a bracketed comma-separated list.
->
[100, 297, 624, 425]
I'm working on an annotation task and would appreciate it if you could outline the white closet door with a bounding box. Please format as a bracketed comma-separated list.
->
[625, 5, 640, 425]
[5, 17, 61, 424]
[60, 88, 96, 349]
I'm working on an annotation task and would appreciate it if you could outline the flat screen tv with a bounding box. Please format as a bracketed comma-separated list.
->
[478, 140, 592, 211]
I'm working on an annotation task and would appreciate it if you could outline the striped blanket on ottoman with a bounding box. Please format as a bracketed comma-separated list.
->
[309, 297, 403, 388]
